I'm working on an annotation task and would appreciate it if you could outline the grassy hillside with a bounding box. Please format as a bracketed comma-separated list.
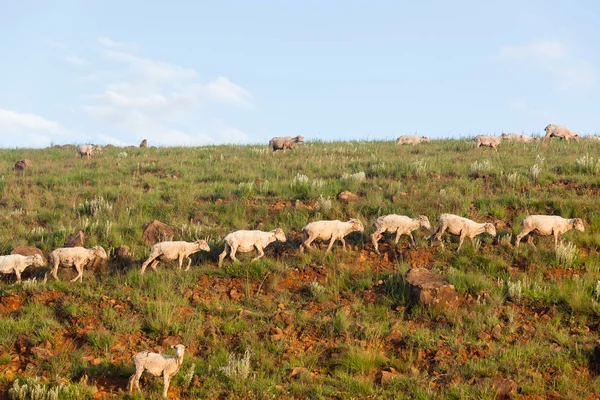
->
[1, 139, 600, 399]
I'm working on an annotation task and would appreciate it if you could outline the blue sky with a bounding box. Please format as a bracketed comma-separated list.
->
[0, 1, 598, 147]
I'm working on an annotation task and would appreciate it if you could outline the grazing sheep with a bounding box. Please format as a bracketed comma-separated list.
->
[371, 215, 431, 253]
[128, 344, 185, 398]
[140, 240, 210, 274]
[49, 246, 108, 282]
[430, 213, 496, 252]
[474, 135, 502, 151]
[515, 215, 584, 248]
[543, 124, 580, 142]
[396, 135, 430, 145]
[587, 136, 600, 142]
[268, 136, 305, 152]
[76, 144, 102, 159]
[218, 228, 286, 266]
[501, 133, 539, 143]
[300, 219, 364, 253]
[0, 254, 45, 283]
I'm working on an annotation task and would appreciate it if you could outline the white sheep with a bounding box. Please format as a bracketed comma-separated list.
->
[396, 135, 430, 145]
[0, 254, 46, 283]
[587, 136, 600, 142]
[474, 135, 502, 151]
[371, 215, 431, 253]
[429, 213, 496, 252]
[49, 246, 108, 282]
[140, 240, 210, 274]
[128, 344, 185, 398]
[501, 133, 539, 143]
[543, 124, 580, 142]
[218, 228, 286, 266]
[268, 136, 305, 151]
[515, 215, 585, 248]
[300, 219, 364, 253]
[76, 144, 102, 159]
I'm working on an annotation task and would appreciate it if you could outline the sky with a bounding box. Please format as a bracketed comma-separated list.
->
[0, 1, 598, 147]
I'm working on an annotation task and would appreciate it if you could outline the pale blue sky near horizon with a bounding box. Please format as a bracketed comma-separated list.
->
[0, 1, 598, 147]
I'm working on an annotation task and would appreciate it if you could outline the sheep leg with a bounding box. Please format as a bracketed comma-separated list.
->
[301, 235, 315, 253]
[251, 246, 265, 262]
[70, 263, 84, 283]
[163, 374, 170, 398]
[218, 244, 229, 267]
[456, 232, 467, 252]
[527, 235, 536, 248]
[185, 256, 192, 271]
[553, 230, 560, 247]
[371, 231, 382, 254]
[340, 237, 347, 251]
[140, 255, 158, 274]
[430, 224, 447, 249]
[408, 232, 416, 247]
[469, 236, 476, 251]
[515, 228, 531, 247]
[51, 261, 60, 281]
[128, 367, 144, 393]
[15, 270, 22, 283]
[326, 237, 337, 253]
[178, 254, 184, 270]
[229, 245, 239, 262]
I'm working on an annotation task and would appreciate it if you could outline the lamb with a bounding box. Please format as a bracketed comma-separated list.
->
[543, 124, 580, 142]
[0, 254, 46, 283]
[268, 135, 305, 151]
[140, 240, 210, 274]
[474, 135, 502, 151]
[429, 213, 496, 252]
[501, 133, 539, 143]
[515, 215, 584, 248]
[396, 135, 430, 145]
[371, 215, 431, 253]
[128, 344, 185, 398]
[49, 246, 107, 282]
[218, 228, 286, 266]
[76, 144, 102, 159]
[300, 219, 364, 253]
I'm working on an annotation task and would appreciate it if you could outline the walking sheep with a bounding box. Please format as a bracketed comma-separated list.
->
[501, 133, 539, 143]
[396, 136, 430, 145]
[49, 246, 108, 282]
[300, 219, 364, 253]
[430, 213, 496, 252]
[543, 124, 580, 142]
[515, 215, 585, 248]
[140, 240, 210, 274]
[76, 144, 102, 159]
[218, 228, 286, 266]
[0, 254, 46, 283]
[128, 344, 185, 398]
[371, 215, 431, 253]
[474, 135, 502, 151]
[268, 136, 305, 152]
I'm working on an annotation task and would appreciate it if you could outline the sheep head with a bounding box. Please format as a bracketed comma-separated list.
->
[544, 124, 554, 133]
[349, 219, 364, 233]
[194, 239, 211, 252]
[501, 133, 509, 139]
[32, 254, 46, 267]
[419, 216, 431, 230]
[484, 223, 497, 237]
[420, 136, 430, 143]
[172, 344, 185, 361]
[273, 228, 287, 242]
[573, 134, 581, 142]
[295, 135, 305, 143]
[93, 246, 108, 260]
[573, 218, 585, 232]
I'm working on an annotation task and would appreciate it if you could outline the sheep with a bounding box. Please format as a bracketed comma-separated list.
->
[515, 215, 584, 248]
[128, 344, 185, 398]
[0, 254, 45, 283]
[371, 215, 431, 253]
[268, 135, 305, 152]
[474, 135, 502, 151]
[587, 136, 600, 142]
[429, 213, 496, 252]
[218, 228, 286, 266]
[140, 240, 210, 274]
[300, 219, 364, 253]
[543, 124, 580, 142]
[501, 133, 539, 143]
[49, 246, 107, 282]
[76, 144, 102, 159]
[396, 135, 430, 145]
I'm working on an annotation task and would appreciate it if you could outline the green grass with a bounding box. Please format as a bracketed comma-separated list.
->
[0, 140, 600, 398]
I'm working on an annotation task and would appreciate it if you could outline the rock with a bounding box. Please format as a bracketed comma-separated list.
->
[338, 190, 359, 203]
[492, 378, 518, 399]
[270, 327, 285, 341]
[65, 231, 88, 247]
[105, 144, 115, 148]
[11, 245, 47, 266]
[477, 331, 491, 342]
[387, 330, 404, 348]
[405, 268, 459, 310]
[288, 367, 311, 380]
[238, 309, 253, 319]
[142, 220, 181, 245]
[375, 368, 400, 385]
[31, 346, 53, 359]
[161, 336, 181, 348]
[140, 139, 148, 148]
[115, 246, 131, 258]
[14, 159, 33, 171]
[492, 324, 502, 340]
